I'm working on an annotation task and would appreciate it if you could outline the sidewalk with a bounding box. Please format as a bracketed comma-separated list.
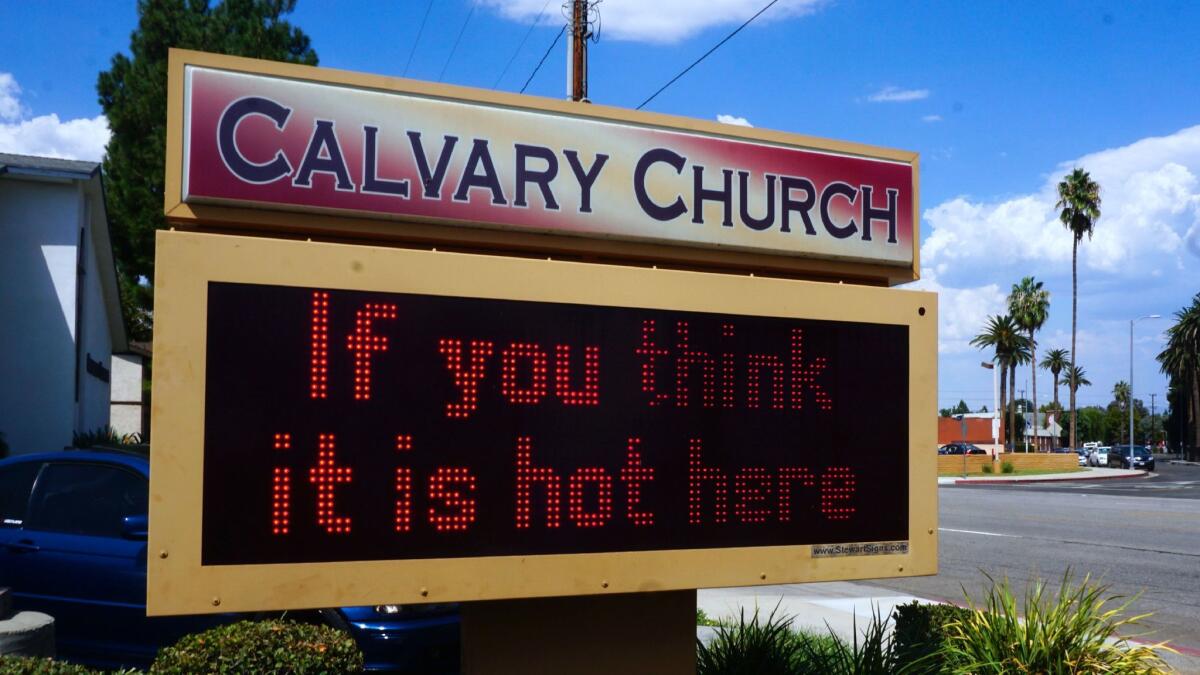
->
[697, 580, 937, 645]
[937, 466, 1146, 485]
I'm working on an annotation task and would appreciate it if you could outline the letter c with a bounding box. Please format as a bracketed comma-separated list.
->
[634, 148, 688, 221]
[217, 97, 293, 184]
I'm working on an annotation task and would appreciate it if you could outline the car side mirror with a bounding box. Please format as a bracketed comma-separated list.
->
[122, 514, 148, 540]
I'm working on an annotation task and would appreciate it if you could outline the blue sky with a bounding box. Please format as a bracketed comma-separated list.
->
[3, 0, 1198, 418]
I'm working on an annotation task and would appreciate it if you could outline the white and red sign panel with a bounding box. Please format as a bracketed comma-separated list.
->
[182, 66, 915, 267]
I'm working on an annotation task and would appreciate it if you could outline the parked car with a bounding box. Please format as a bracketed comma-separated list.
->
[1075, 448, 1089, 466]
[1087, 446, 1111, 467]
[938, 442, 989, 455]
[0, 450, 459, 672]
[1108, 445, 1155, 471]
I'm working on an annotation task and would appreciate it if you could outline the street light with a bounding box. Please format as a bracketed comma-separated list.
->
[1130, 314, 1163, 466]
[981, 362, 998, 450]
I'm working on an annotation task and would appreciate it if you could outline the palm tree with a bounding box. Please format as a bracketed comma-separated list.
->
[1113, 380, 1132, 444]
[971, 315, 1030, 450]
[1009, 277, 1050, 440]
[1067, 365, 1091, 394]
[1041, 348, 1070, 412]
[1056, 168, 1101, 452]
[1158, 293, 1200, 453]
[1009, 342, 1033, 450]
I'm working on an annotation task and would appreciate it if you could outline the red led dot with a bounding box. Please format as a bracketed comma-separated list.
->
[439, 339, 493, 418]
[309, 433, 353, 534]
[310, 292, 330, 399]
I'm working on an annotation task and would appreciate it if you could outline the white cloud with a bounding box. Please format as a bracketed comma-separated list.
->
[716, 114, 752, 127]
[0, 73, 26, 121]
[478, 0, 825, 44]
[910, 269, 1006, 354]
[921, 124, 1200, 281]
[0, 72, 109, 161]
[921, 114, 942, 123]
[867, 86, 930, 103]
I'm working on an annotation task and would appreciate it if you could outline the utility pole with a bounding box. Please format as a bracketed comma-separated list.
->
[1150, 393, 1156, 449]
[569, 0, 590, 102]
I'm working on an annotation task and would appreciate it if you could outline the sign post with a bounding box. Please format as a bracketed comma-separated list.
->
[152, 49, 936, 673]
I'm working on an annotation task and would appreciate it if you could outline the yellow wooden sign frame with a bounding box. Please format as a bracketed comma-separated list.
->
[164, 49, 920, 286]
[147, 230, 936, 616]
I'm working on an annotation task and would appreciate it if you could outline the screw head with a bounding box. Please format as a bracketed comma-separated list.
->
[760, 573, 767, 580]
[159, 550, 169, 559]
[420, 588, 429, 597]
[211, 597, 221, 607]
[601, 581, 609, 589]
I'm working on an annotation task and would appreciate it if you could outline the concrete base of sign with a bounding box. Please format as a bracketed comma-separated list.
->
[461, 590, 696, 674]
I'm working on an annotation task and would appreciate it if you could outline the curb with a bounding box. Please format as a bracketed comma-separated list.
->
[954, 470, 1147, 485]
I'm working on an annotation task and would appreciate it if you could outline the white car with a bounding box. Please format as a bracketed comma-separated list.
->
[1088, 446, 1111, 467]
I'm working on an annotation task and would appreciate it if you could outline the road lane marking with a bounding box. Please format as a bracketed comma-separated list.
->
[939, 528, 1017, 538]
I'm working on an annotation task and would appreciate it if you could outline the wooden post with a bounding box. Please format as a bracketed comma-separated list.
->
[462, 590, 696, 675]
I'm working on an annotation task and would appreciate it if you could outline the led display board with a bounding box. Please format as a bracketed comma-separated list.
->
[165, 49, 920, 285]
[148, 231, 936, 615]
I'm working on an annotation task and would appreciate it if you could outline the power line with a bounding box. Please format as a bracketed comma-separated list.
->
[403, 0, 435, 77]
[520, 24, 567, 94]
[636, 0, 781, 110]
[438, 5, 477, 83]
[494, 0, 555, 88]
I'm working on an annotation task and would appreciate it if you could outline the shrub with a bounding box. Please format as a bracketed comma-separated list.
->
[696, 603, 898, 675]
[891, 601, 974, 673]
[150, 619, 363, 674]
[696, 605, 804, 675]
[1001, 460, 1015, 474]
[697, 608, 722, 626]
[934, 572, 1175, 674]
[795, 606, 897, 674]
[981, 463, 994, 474]
[0, 656, 108, 674]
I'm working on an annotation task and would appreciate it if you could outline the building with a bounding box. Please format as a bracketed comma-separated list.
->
[0, 153, 127, 456]
[1020, 411, 1063, 452]
[937, 415, 1004, 455]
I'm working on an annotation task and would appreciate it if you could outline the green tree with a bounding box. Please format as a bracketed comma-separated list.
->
[1056, 168, 1101, 452]
[971, 315, 1031, 451]
[98, 0, 318, 340]
[1076, 406, 1104, 444]
[1111, 381, 1131, 444]
[1008, 276, 1050, 436]
[1040, 347, 1070, 412]
[1157, 293, 1200, 454]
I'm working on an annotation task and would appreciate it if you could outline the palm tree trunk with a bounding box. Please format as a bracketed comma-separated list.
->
[1053, 373, 1060, 410]
[1192, 371, 1200, 453]
[999, 362, 1008, 452]
[1070, 238, 1078, 451]
[1030, 328, 1038, 451]
[1010, 364, 1018, 451]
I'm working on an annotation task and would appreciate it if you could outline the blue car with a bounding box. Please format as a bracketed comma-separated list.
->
[0, 449, 459, 671]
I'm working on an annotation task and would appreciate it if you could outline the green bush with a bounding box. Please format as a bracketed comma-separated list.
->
[697, 605, 804, 675]
[1000, 460, 1015, 474]
[150, 619, 363, 674]
[696, 604, 897, 675]
[981, 463, 994, 474]
[891, 601, 974, 673]
[934, 572, 1174, 674]
[697, 608, 722, 626]
[0, 656, 108, 674]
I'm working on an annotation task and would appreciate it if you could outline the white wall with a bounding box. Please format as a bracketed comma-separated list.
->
[0, 176, 114, 455]
[76, 197, 113, 436]
[110, 353, 144, 439]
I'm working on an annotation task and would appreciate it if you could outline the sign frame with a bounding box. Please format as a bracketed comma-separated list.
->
[164, 49, 920, 287]
[147, 230, 936, 616]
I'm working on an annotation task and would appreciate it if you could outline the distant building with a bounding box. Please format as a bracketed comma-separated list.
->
[937, 416, 1004, 455]
[1020, 411, 1063, 452]
[0, 153, 127, 456]
[110, 341, 150, 442]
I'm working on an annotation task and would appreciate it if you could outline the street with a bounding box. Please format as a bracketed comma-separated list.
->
[864, 463, 1200, 666]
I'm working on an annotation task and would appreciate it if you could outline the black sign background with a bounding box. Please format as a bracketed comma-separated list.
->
[202, 282, 909, 565]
